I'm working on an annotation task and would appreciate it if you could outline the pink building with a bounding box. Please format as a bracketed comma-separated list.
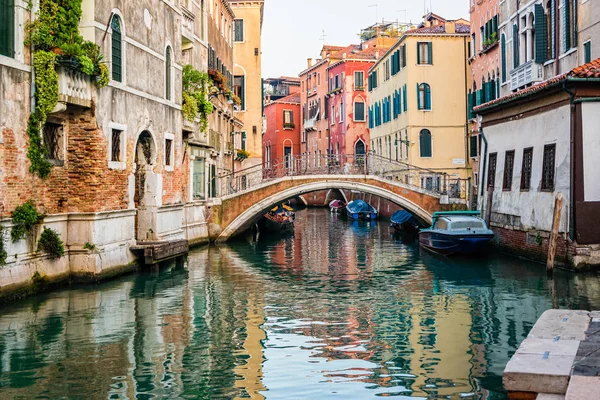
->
[262, 94, 301, 166]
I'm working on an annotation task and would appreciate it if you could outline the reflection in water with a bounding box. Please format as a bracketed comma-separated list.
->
[1, 209, 600, 399]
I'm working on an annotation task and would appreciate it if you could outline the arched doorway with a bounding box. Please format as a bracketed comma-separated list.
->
[134, 130, 158, 241]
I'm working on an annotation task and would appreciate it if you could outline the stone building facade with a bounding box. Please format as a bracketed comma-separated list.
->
[0, 0, 238, 298]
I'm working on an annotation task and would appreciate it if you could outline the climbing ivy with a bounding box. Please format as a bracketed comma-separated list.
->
[0, 225, 7, 267]
[25, 0, 108, 178]
[182, 65, 214, 132]
[10, 200, 42, 242]
[37, 227, 65, 260]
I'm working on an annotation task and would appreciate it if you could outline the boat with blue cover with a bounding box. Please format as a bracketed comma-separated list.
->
[418, 211, 494, 255]
[390, 210, 421, 233]
[345, 200, 377, 220]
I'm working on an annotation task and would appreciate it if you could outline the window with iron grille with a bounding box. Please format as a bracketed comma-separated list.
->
[487, 152, 497, 188]
[165, 139, 173, 166]
[503, 150, 515, 190]
[111, 129, 122, 162]
[521, 147, 533, 190]
[541, 144, 556, 191]
[43, 122, 64, 163]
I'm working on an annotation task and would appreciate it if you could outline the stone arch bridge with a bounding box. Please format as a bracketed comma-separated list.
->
[212, 154, 469, 241]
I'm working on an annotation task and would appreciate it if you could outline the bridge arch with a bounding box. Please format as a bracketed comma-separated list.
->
[217, 179, 435, 241]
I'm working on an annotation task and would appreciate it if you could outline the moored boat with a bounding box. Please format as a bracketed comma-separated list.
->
[418, 211, 494, 255]
[345, 200, 377, 220]
[390, 210, 421, 234]
[263, 204, 295, 232]
[329, 199, 346, 213]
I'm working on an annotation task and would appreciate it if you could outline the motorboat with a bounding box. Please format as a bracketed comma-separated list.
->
[329, 199, 346, 213]
[418, 211, 494, 255]
[390, 210, 421, 234]
[345, 200, 377, 220]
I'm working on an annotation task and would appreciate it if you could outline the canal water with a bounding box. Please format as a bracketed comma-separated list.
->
[1, 209, 600, 399]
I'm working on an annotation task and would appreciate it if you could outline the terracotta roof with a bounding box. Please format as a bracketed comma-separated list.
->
[475, 58, 600, 113]
[405, 23, 470, 35]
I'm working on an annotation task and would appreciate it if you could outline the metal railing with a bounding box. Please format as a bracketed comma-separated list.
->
[220, 153, 471, 203]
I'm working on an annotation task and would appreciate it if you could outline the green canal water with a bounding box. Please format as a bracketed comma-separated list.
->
[1, 208, 600, 399]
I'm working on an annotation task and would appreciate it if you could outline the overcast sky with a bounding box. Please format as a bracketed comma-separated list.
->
[261, 0, 470, 78]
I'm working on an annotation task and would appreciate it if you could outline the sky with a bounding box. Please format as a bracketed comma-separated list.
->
[261, 0, 470, 78]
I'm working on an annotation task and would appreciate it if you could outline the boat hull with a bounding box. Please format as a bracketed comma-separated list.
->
[345, 209, 377, 220]
[264, 216, 294, 233]
[419, 231, 493, 255]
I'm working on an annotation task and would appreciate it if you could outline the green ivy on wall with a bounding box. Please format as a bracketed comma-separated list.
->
[182, 65, 214, 133]
[0, 225, 7, 267]
[25, 0, 108, 179]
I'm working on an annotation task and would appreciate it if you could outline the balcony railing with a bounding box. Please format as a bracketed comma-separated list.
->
[304, 117, 317, 131]
[510, 60, 543, 92]
[57, 66, 92, 108]
[181, 9, 194, 42]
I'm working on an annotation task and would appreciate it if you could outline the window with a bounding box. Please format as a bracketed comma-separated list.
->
[584, 41, 592, 64]
[283, 110, 294, 129]
[419, 129, 432, 158]
[193, 158, 206, 200]
[111, 129, 122, 162]
[501, 33, 507, 82]
[43, 122, 64, 165]
[165, 138, 173, 166]
[534, 4, 548, 63]
[503, 150, 515, 190]
[354, 71, 364, 89]
[335, 74, 339, 89]
[469, 135, 478, 157]
[234, 75, 245, 110]
[111, 15, 123, 82]
[521, 147, 533, 190]
[488, 152, 497, 188]
[563, 0, 577, 52]
[384, 60, 390, 80]
[417, 83, 431, 110]
[401, 44, 406, 67]
[403, 84, 407, 112]
[165, 46, 172, 100]
[471, 32, 476, 56]
[541, 144, 556, 191]
[241, 131, 247, 151]
[234, 19, 244, 42]
[331, 105, 335, 125]
[513, 24, 519, 68]
[0, 0, 14, 57]
[339, 102, 344, 123]
[417, 42, 432, 64]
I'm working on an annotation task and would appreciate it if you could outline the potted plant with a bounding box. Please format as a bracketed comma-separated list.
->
[236, 149, 250, 161]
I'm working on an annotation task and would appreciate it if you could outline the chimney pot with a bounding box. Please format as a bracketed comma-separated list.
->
[307, 58, 313, 68]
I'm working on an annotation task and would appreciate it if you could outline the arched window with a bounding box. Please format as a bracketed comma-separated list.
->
[419, 129, 432, 158]
[165, 46, 173, 100]
[354, 97, 365, 121]
[111, 15, 123, 82]
[417, 83, 431, 110]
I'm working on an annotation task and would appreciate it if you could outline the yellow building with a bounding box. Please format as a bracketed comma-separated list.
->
[368, 14, 471, 193]
[228, 0, 265, 169]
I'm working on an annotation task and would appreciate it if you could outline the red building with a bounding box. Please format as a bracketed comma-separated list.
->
[263, 94, 301, 166]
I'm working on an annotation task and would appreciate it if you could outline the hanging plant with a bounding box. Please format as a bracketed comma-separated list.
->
[37, 227, 65, 260]
[182, 64, 214, 132]
[0, 225, 7, 267]
[10, 200, 42, 242]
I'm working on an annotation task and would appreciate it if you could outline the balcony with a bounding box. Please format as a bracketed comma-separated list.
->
[56, 66, 93, 108]
[510, 60, 543, 92]
[181, 8, 195, 43]
[209, 130, 221, 152]
[304, 117, 317, 132]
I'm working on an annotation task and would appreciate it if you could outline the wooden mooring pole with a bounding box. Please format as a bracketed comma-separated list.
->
[546, 192, 563, 274]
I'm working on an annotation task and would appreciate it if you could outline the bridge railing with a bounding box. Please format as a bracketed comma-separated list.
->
[220, 153, 470, 202]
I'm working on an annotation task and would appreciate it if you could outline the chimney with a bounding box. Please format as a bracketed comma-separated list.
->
[343, 53, 347, 59]
[307, 58, 313, 68]
[375, 51, 379, 59]
[445, 21, 456, 34]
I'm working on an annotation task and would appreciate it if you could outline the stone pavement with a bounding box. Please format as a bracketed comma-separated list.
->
[503, 310, 600, 399]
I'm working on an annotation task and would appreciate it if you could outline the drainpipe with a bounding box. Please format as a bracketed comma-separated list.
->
[562, 80, 576, 242]
[29, 5, 36, 114]
[463, 36, 471, 206]
[555, 0, 560, 76]
[478, 115, 488, 202]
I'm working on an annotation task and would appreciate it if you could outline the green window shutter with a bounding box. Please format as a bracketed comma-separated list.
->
[535, 4, 548, 63]
[420, 130, 432, 157]
[417, 43, 421, 64]
[427, 42, 432, 64]
[467, 93, 473, 119]
[402, 44, 406, 67]
[111, 16, 122, 82]
[476, 89, 481, 106]
[417, 83, 421, 109]
[564, 0, 571, 52]
[573, 0, 577, 47]
[403, 85, 407, 112]
[470, 135, 478, 157]
[584, 42, 592, 64]
[501, 34, 507, 82]
[166, 47, 172, 100]
[513, 24, 519, 68]
[424, 84, 431, 110]
[398, 89, 402, 114]
[550, 0, 556, 59]
[0, 0, 15, 58]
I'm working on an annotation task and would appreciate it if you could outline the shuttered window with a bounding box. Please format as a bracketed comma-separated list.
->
[419, 129, 432, 158]
[401, 44, 406, 67]
[234, 75, 245, 110]
[417, 42, 432, 64]
[501, 34, 507, 82]
[534, 4, 548, 63]
[354, 100, 365, 121]
[584, 41, 592, 64]
[403, 84, 407, 112]
[111, 15, 122, 82]
[417, 83, 431, 110]
[165, 46, 172, 100]
[513, 24, 519, 68]
[234, 19, 244, 42]
[469, 135, 478, 157]
[0, 0, 14, 58]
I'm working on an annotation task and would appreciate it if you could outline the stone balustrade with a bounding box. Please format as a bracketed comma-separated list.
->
[57, 66, 93, 108]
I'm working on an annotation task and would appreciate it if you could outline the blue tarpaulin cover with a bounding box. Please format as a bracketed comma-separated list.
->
[347, 200, 375, 213]
[391, 210, 416, 225]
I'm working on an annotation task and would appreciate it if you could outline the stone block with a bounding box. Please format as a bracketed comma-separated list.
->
[536, 394, 565, 400]
[565, 376, 600, 399]
[504, 353, 575, 394]
[516, 339, 580, 357]
[527, 310, 590, 341]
